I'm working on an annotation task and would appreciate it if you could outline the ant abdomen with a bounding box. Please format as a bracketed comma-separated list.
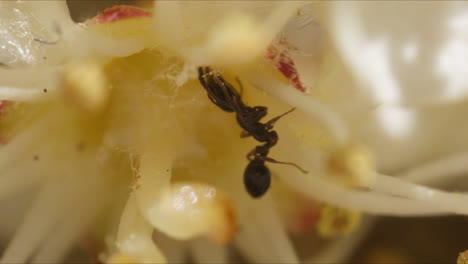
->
[243, 159, 271, 198]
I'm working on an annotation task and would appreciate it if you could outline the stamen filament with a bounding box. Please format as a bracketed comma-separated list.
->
[310, 217, 375, 263]
[276, 171, 448, 216]
[31, 195, 101, 263]
[0, 177, 74, 263]
[0, 162, 43, 201]
[262, 2, 308, 44]
[399, 152, 468, 184]
[0, 67, 60, 96]
[375, 173, 468, 215]
[235, 196, 299, 263]
[189, 238, 228, 264]
[0, 119, 52, 174]
[115, 195, 166, 263]
[0, 87, 44, 101]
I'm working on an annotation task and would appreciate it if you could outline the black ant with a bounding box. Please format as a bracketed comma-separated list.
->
[198, 67, 307, 198]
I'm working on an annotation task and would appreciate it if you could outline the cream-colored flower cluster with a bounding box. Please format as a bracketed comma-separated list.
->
[1, 1, 468, 263]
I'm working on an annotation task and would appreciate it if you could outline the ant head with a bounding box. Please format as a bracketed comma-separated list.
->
[243, 159, 270, 198]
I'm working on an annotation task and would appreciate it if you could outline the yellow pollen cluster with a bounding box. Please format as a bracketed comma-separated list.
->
[326, 143, 375, 188]
[316, 204, 361, 238]
[61, 60, 110, 114]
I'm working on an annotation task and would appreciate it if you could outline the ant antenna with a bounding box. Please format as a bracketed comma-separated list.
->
[240, 107, 296, 138]
[265, 107, 296, 129]
[235, 77, 244, 97]
[262, 156, 308, 174]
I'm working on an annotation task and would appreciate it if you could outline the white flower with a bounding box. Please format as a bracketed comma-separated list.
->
[2, 1, 468, 264]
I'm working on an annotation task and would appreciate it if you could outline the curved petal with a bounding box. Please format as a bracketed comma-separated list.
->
[277, 5, 324, 90]
[360, 102, 468, 172]
[322, 2, 468, 106]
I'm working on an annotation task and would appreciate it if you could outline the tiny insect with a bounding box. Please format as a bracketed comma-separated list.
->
[198, 67, 307, 198]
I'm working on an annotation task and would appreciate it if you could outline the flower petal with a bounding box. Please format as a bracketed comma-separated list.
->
[323, 2, 468, 106]
[90, 5, 152, 24]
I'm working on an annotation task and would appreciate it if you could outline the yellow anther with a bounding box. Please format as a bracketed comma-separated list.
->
[327, 143, 375, 188]
[458, 250, 468, 264]
[207, 196, 238, 244]
[208, 13, 267, 65]
[107, 253, 140, 264]
[62, 60, 110, 113]
[316, 204, 360, 238]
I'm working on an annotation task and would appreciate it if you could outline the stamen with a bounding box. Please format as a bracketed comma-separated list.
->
[0, 135, 57, 201]
[107, 254, 141, 264]
[0, 87, 44, 101]
[375, 173, 468, 215]
[31, 194, 101, 263]
[276, 170, 448, 216]
[113, 195, 166, 263]
[0, 161, 43, 201]
[207, 14, 266, 65]
[189, 237, 228, 264]
[326, 143, 375, 188]
[316, 204, 361, 237]
[61, 60, 109, 113]
[399, 152, 468, 184]
[0, 177, 73, 263]
[0, 67, 59, 100]
[235, 196, 299, 263]
[152, 1, 185, 53]
[153, 231, 188, 263]
[311, 217, 375, 263]
[0, 118, 53, 174]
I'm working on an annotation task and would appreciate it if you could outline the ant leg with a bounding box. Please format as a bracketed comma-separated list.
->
[240, 130, 251, 138]
[198, 67, 209, 86]
[264, 107, 296, 130]
[212, 73, 244, 113]
[262, 156, 308, 174]
[246, 148, 257, 161]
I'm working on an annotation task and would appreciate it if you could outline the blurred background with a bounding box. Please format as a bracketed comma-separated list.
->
[351, 216, 468, 263]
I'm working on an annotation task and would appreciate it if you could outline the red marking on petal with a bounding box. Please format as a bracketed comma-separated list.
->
[289, 204, 318, 234]
[0, 100, 8, 114]
[300, 205, 319, 232]
[266, 45, 306, 93]
[92, 5, 152, 24]
[298, 205, 319, 233]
